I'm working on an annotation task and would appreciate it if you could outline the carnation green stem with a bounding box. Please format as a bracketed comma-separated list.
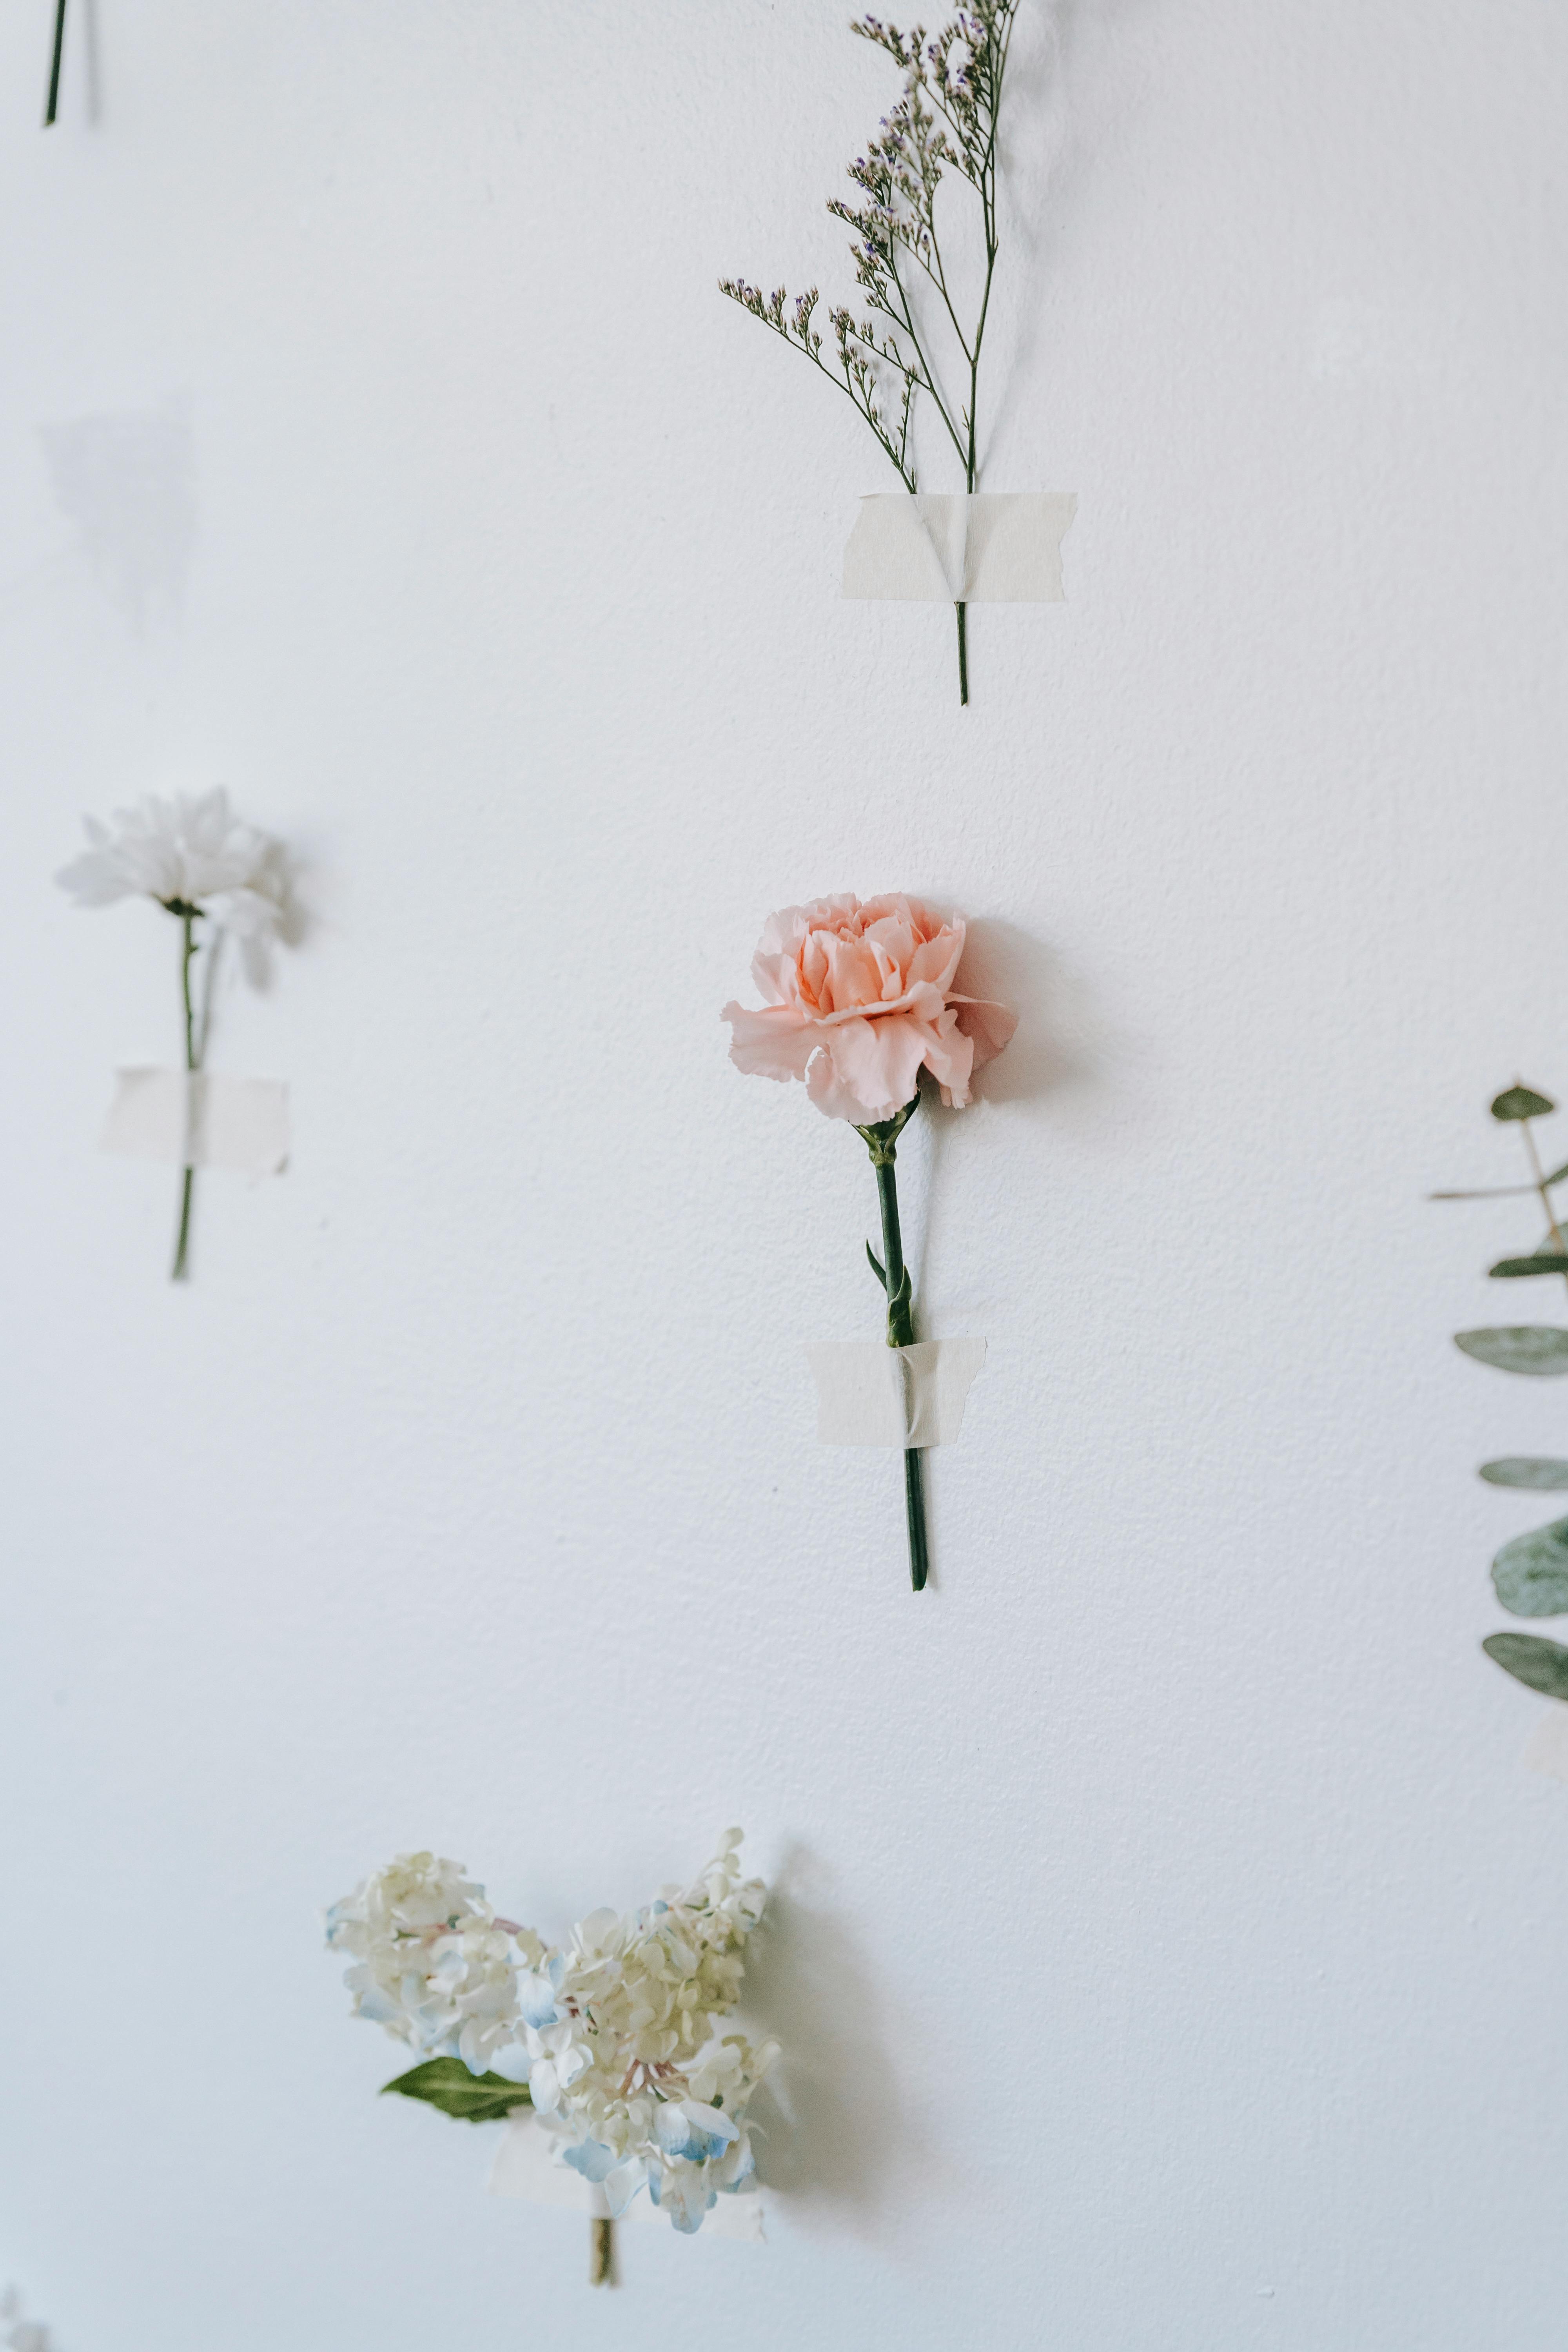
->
[860, 1095, 929, 1593]
[171, 906, 199, 1283]
[44, 0, 66, 125]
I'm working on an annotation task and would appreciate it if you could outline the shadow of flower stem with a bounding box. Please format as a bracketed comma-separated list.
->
[856, 1093, 928, 1591]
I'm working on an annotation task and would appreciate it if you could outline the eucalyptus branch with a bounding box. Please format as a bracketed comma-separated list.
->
[722, 0, 1024, 703]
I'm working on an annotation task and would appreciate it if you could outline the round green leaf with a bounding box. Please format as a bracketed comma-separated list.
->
[1493, 1517, 1568, 1615]
[1490, 1255, 1568, 1279]
[1480, 1458, 1568, 1489]
[1492, 1085, 1556, 1122]
[1454, 1327, 1568, 1375]
[1482, 1632, 1568, 1699]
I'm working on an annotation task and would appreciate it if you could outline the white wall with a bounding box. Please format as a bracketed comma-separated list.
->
[4, 2, 1568, 2344]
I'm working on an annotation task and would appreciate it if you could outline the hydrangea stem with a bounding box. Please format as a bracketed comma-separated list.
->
[589, 2218, 613, 2286]
[44, 0, 65, 125]
[858, 1095, 929, 1592]
[171, 907, 199, 1282]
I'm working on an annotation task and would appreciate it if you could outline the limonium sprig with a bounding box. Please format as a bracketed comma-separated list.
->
[1435, 1082, 1568, 1701]
[325, 1833, 776, 2263]
[723, 893, 1015, 1589]
[721, 1, 1023, 704]
[56, 789, 296, 1281]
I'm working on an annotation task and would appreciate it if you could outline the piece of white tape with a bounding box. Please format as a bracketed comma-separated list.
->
[842, 492, 1076, 603]
[100, 1068, 290, 1176]
[487, 2113, 765, 2241]
[805, 1338, 987, 1448]
[1524, 1704, 1568, 1780]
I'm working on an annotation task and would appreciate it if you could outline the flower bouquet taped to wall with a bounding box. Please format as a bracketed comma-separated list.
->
[722, 2, 1075, 705]
[326, 1832, 775, 2284]
[724, 892, 1014, 1590]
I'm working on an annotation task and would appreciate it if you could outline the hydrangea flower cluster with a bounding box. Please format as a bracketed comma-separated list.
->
[327, 1832, 776, 2236]
[326, 1849, 535, 2076]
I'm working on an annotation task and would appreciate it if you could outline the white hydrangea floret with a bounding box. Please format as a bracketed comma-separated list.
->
[325, 1850, 538, 2076]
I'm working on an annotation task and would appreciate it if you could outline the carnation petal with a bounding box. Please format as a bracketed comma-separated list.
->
[722, 1002, 816, 1084]
[951, 995, 1019, 1071]
[809, 1012, 927, 1123]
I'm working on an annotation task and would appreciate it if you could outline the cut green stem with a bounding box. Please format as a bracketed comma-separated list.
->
[44, 0, 66, 125]
[171, 906, 200, 1283]
[857, 1094, 929, 1591]
[956, 602, 969, 705]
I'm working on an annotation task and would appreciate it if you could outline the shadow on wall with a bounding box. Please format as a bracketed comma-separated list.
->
[956, 916, 1102, 1110]
[744, 1843, 969, 2242]
[38, 399, 196, 631]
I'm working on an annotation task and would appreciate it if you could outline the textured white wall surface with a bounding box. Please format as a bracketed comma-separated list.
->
[4, 2, 1568, 2345]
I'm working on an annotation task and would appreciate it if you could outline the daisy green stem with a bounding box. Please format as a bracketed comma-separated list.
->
[857, 1094, 929, 1592]
[171, 905, 200, 1282]
[44, 0, 66, 125]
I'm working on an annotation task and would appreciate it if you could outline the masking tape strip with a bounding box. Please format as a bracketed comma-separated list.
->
[488, 2113, 766, 2241]
[806, 1338, 987, 1447]
[842, 492, 1077, 603]
[100, 1067, 290, 1176]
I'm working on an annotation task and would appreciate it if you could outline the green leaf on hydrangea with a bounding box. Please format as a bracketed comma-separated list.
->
[1454, 1327, 1568, 1374]
[1480, 1458, 1568, 1489]
[1481, 1631, 1568, 1699]
[379, 2057, 532, 2123]
[1492, 1518, 1568, 1616]
[1489, 1256, 1568, 1278]
[1492, 1085, 1556, 1121]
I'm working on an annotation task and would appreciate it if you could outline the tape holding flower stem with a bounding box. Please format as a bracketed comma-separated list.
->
[857, 1094, 929, 1590]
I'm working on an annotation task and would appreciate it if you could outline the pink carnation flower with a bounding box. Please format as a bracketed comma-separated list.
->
[722, 893, 1016, 1123]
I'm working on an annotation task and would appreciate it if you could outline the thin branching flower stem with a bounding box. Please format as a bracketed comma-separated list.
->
[858, 1093, 929, 1591]
[171, 904, 201, 1282]
[44, 0, 66, 125]
[723, 0, 1022, 706]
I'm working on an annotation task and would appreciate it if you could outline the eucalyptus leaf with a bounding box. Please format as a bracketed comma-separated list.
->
[1454, 1327, 1568, 1375]
[1492, 1518, 1568, 1616]
[1481, 1632, 1568, 1699]
[379, 2057, 532, 2124]
[1489, 1255, 1568, 1278]
[1480, 1458, 1568, 1490]
[1491, 1085, 1556, 1122]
